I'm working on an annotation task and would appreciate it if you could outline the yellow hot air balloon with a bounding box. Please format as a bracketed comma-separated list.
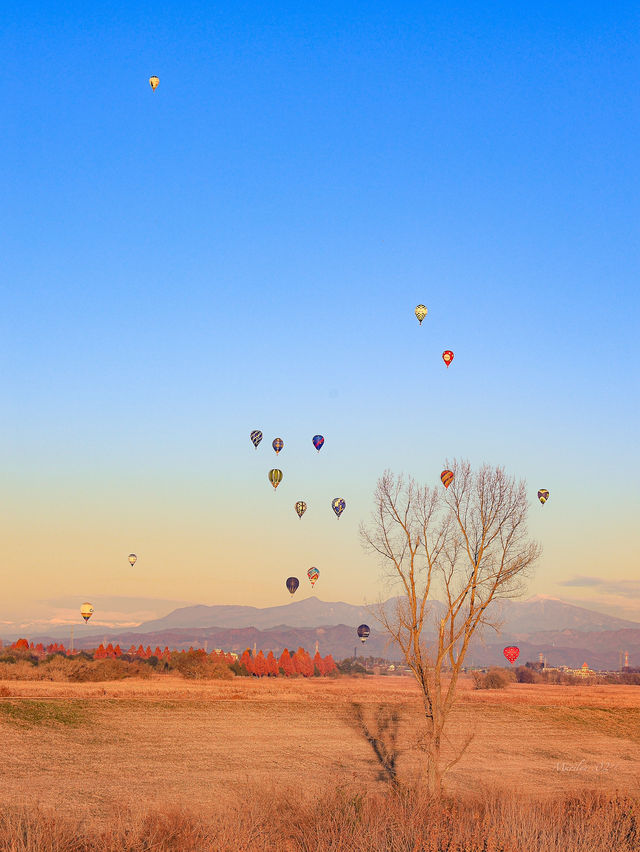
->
[268, 469, 283, 491]
[80, 603, 94, 623]
[415, 305, 428, 325]
[128, 553, 137, 567]
[149, 76, 159, 91]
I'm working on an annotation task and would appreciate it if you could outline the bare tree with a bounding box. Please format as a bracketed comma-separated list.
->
[360, 460, 541, 797]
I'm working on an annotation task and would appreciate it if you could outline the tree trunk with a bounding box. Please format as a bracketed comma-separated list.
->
[426, 735, 442, 797]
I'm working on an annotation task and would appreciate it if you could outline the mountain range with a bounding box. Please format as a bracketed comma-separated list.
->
[4, 595, 639, 670]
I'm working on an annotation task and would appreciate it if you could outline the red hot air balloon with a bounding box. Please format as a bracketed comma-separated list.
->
[503, 646, 520, 664]
[441, 470, 454, 488]
[442, 350, 454, 367]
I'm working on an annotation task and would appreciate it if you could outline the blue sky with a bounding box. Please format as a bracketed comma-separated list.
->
[1, 1, 638, 625]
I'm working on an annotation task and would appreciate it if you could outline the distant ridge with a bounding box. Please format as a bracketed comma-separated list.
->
[3, 596, 639, 670]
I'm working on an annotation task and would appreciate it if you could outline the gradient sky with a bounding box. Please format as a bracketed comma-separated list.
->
[1, 1, 638, 630]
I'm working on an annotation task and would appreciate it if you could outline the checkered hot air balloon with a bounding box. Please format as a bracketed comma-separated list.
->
[295, 501, 307, 519]
[272, 438, 284, 454]
[307, 567, 319, 587]
[538, 489, 549, 505]
[441, 470, 454, 489]
[250, 430, 263, 449]
[442, 350, 454, 367]
[332, 497, 346, 519]
[503, 646, 520, 664]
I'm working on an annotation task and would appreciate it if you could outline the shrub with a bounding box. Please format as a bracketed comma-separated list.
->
[516, 666, 539, 683]
[472, 668, 510, 689]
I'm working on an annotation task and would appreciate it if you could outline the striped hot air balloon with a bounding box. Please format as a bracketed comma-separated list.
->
[312, 435, 324, 452]
[250, 430, 263, 449]
[80, 603, 94, 623]
[441, 470, 454, 488]
[538, 489, 549, 505]
[268, 469, 283, 491]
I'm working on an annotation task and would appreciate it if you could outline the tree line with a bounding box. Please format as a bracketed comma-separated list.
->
[5, 638, 338, 678]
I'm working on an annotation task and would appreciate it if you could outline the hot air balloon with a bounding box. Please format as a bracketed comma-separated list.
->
[331, 497, 346, 519]
[415, 305, 428, 325]
[268, 469, 283, 490]
[272, 438, 284, 454]
[442, 350, 454, 367]
[286, 577, 299, 595]
[80, 603, 94, 623]
[312, 435, 324, 452]
[441, 470, 454, 488]
[503, 646, 520, 664]
[149, 76, 159, 91]
[307, 567, 319, 587]
[250, 430, 263, 449]
[295, 501, 307, 519]
[128, 553, 137, 567]
[357, 624, 370, 643]
[538, 490, 549, 505]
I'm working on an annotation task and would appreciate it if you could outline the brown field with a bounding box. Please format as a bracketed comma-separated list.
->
[2, 675, 639, 850]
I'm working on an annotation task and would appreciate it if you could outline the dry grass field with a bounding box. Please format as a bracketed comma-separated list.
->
[1, 674, 639, 850]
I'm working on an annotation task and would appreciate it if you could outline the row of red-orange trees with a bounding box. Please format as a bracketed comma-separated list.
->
[238, 647, 337, 676]
[9, 639, 338, 677]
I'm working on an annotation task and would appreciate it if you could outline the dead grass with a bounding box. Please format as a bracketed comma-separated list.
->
[1, 676, 639, 848]
[0, 698, 88, 727]
[0, 786, 637, 851]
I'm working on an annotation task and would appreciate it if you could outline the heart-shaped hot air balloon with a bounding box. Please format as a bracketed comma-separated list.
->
[312, 435, 324, 452]
[268, 469, 283, 491]
[538, 489, 549, 505]
[503, 646, 520, 664]
[442, 350, 454, 367]
[441, 470, 454, 489]
[295, 501, 307, 519]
